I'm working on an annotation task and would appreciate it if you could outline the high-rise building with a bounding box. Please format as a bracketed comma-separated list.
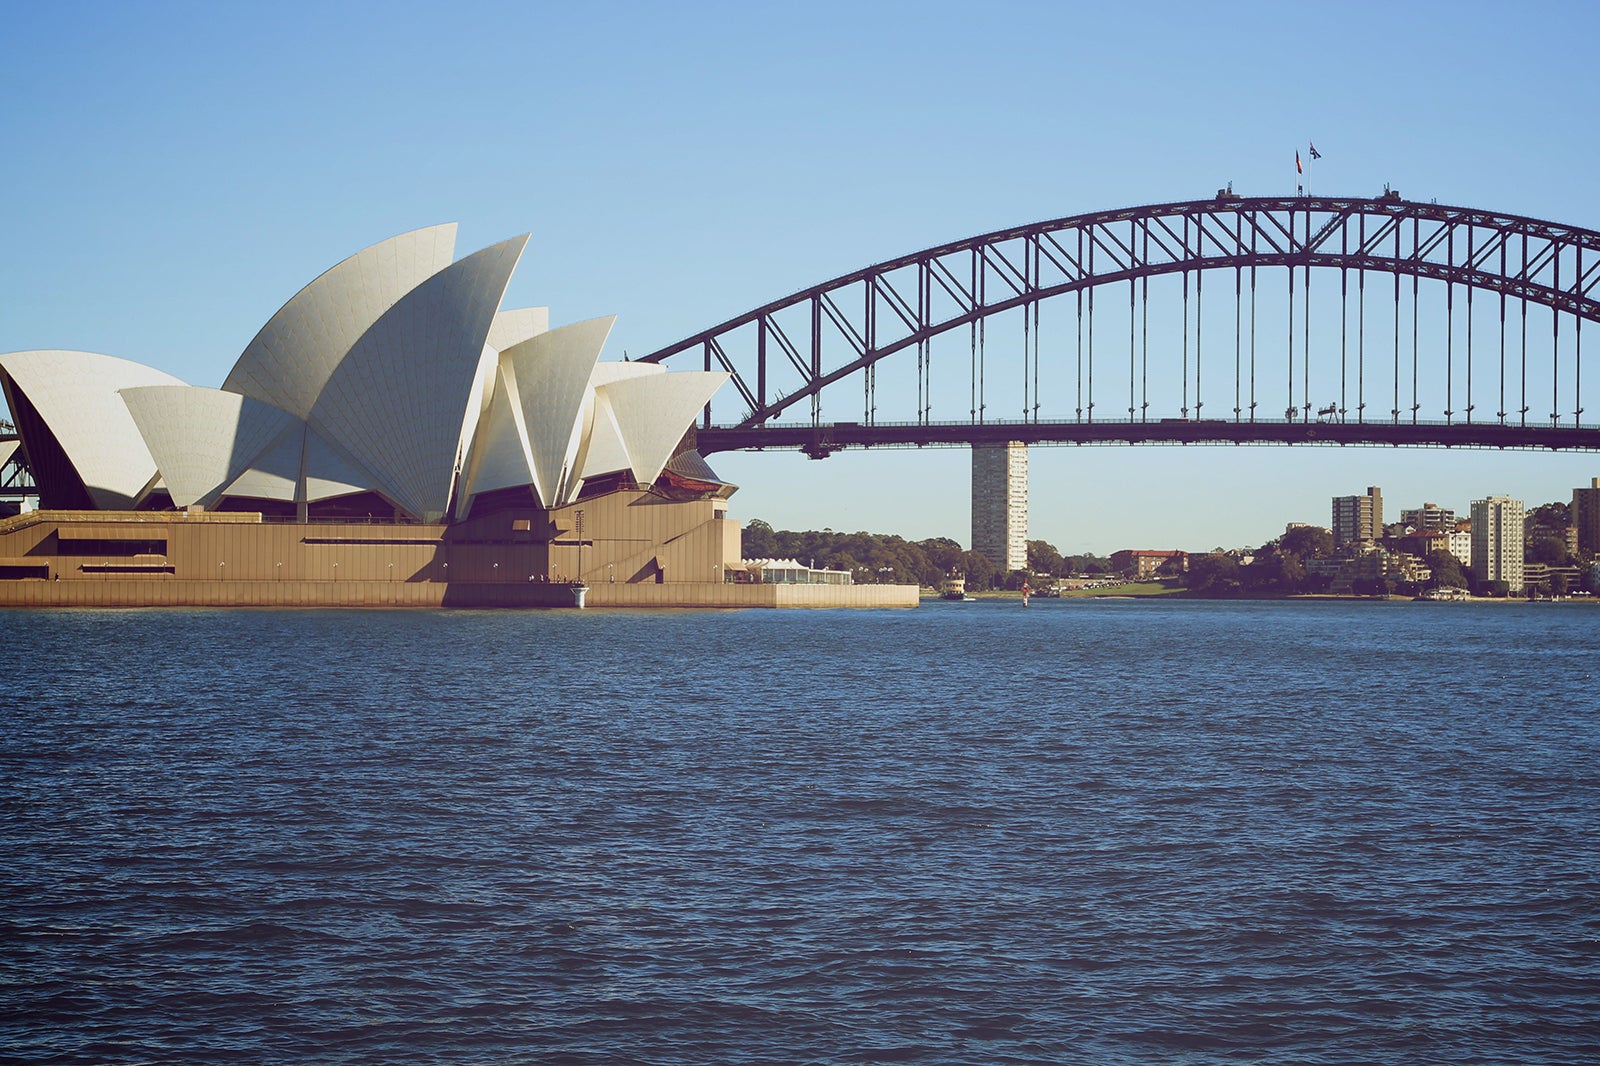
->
[1470, 496, 1525, 592]
[1332, 486, 1383, 544]
[1400, 502, 1455, 533]
[1574, 478, 1600, 557]
[971, 441, 1028, 571]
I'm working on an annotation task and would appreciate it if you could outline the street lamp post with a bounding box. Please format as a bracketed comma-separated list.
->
[574, 509, 585, 585]
[572, 509, 588, 609]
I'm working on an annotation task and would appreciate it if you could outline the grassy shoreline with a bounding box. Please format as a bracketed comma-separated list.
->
[925, 586, 1596, 604]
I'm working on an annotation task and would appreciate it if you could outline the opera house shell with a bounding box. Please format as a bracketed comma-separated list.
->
[0, 226, 919, 607]
[2, 225, 727, 522]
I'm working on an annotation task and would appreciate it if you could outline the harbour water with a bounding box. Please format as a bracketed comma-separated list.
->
[4, 600, 1598, 1064]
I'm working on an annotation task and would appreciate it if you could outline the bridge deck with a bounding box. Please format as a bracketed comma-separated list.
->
[696, 419, 1600, 457]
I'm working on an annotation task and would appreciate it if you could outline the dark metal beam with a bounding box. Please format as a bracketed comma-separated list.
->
[699, 420, 1600, 457]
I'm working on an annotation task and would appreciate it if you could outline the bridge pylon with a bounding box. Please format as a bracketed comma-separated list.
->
[971, 442, 1027, 572]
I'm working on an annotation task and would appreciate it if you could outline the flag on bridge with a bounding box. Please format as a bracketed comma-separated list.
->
[1296, 150, 1303, 174]
[1310, 142, 1322, 160]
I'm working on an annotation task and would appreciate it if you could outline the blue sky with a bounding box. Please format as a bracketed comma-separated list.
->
[5, 0, 1598, 553]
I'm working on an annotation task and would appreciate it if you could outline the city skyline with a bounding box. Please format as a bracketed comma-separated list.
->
[743, 470, 1597, 562]
[5, 1, 1599, 554]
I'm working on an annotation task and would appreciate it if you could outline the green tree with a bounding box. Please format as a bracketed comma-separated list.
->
[825, 551, 865, 578]
[1279, 526, 1335, 559]
[1528, 501, 1570, 528]
[1027, 539, 1064, 576]
[917, 537, 964, 579]
[1352, 577, 1390, 598]
[961, 550, 998, 591]
[740, 523, 947, 586]
[1424, 550, 1468, 589]
[1243, 551, 1305, 592]
[1301, 570, 1333, 594]
[1528, 534, 1571, 566]
[1184, 554, 1241, 596]
[742, 518, 777, 558]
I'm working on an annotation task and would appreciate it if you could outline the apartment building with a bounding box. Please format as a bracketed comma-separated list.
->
[1332, 486, 1383, 545]
[1574, 477, 1600, 556]
[1470, 496, 1525, 592]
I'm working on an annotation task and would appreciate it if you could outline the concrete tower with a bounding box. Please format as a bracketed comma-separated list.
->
[1332, 486, 1383, 544]
[1573, 477, 1600, 556]
[971, 441, 1027, 572]
[1471, 495, 1525, 592]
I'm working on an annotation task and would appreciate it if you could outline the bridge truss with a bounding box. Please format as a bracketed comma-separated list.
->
[1, 435, 35, 507]
[639, 194, 1600, 455]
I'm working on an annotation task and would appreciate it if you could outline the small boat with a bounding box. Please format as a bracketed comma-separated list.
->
[940, 572, 968, 601]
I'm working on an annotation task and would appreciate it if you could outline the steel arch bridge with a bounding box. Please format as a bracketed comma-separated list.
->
[639, 193, 1600, 457]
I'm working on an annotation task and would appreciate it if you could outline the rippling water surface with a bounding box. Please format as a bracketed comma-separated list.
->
[3, 600, 1599, 1064]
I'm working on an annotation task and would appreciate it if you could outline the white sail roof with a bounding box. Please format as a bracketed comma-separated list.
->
[576, 361, 665, 479]
[223, 224, 458, 419]
[119, 386, 299, 508]
[600, 371, 729, 487]
[500, 316, 614, 508]
[487, 307, 550, 352]
[221, 423, 301, 502]
[304, 428, 386, 503]
[307, 234, 528, 521]
[218, 422, 378, 504]
[0, 349, 186, 509]
[6, 228, 733, 521]
[459, 364, 534, 501]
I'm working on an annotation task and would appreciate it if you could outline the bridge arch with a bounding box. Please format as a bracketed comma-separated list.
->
[640, 194, 1600, 453]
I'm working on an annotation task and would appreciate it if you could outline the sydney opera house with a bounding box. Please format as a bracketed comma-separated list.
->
[0, 226, 913, 607]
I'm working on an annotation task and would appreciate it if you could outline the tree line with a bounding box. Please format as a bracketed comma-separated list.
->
[744, 498, 1591, 596]
[742, 520, 1118, 590]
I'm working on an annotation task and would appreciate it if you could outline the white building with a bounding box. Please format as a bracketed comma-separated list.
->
[1470, 496, 1525, 592]
[1400, 502, 1456, 533]
[740, 558, 853, 585]
[972, 442, 1027, 571]
[1, 225, 728, 524]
